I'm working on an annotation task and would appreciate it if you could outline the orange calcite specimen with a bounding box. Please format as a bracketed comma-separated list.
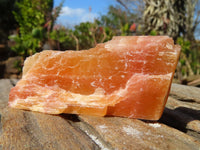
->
[9, 36, 180, 120]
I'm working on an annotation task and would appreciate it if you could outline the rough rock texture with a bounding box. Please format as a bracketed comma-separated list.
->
[9, 36, 180, 120]
[0, 79, 200, 149]
[170, 83, 200, 103]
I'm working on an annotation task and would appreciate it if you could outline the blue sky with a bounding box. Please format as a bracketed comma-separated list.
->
[54, 0, 117, 27]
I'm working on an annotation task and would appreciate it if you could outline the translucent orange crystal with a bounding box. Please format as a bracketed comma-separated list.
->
[9, 36, 180, 120]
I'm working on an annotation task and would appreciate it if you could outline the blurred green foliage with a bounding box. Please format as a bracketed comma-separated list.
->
[7, 0, 200, 78]
[74, 22, 97, 49]
[9, 0, 52, 58]
[10, 2, 138, 54]
[49, 21, 113, 51]
[49, 26, 75, 50]
[13, 59, 22, 72]
[9, 0, 63, 58]
[177, 37, 191, 56]
[177, 37, 200, 76]
[100, 5, 137, 36]
[149, 30, 157, 36]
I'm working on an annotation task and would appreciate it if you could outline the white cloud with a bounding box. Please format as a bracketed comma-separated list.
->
[57, 6, 98, 27]
[61, 6, 85, 16]
[81, 12, 98, 22]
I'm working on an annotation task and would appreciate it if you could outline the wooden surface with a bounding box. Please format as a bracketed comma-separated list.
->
[0, 79, 199, 150]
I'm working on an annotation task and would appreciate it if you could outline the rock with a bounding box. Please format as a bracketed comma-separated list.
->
[9, 36, 180, 120]
[0, 79, 13, 109]
[4, 56, 22, 78]
[79, 115, 200, 150]
[170, 83, 200, 103]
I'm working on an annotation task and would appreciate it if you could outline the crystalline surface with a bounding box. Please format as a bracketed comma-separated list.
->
[9, 36, 180, 120]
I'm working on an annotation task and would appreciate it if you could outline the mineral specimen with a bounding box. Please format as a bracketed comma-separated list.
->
[9, 36, 180, 120]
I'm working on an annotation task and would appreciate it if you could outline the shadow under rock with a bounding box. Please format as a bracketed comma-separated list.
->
[159, 107, 200, 133]
[60, 113, 81, 123]
[0, 64, 5, 78]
